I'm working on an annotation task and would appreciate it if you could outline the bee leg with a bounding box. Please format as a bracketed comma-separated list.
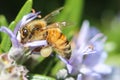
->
[40, 46, 53, 57]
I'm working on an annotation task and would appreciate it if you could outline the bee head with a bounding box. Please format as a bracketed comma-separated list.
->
[20, 20, 47, 43]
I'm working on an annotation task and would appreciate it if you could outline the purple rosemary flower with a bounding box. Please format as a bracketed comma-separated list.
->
[0, 12, 47, 63]
[59, 20, 112, 80]
[0, 12, 48, 80]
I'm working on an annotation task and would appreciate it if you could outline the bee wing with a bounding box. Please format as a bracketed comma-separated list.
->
[46, 22, 68, 29]
[46, 21, 73, 30]
[42, 7, 64, 23]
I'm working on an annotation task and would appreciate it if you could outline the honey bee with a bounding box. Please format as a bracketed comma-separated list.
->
[19, 8, 71, 59]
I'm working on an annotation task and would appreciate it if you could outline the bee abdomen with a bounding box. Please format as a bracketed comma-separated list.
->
[61, 42, 71, 59]
[55, 35, 71, 59]
[46, 28, 71, 59]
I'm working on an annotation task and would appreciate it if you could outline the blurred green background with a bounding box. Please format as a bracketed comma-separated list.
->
[0, 0, 120, 75]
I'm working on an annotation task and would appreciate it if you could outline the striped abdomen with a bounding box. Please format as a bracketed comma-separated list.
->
[46, 28, 71, 59]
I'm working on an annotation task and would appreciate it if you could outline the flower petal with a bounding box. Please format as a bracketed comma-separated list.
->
[77, 20, 89, 47]
[58, 55, 69, 64]
[83, 33, 107, 68]
[66, 64, 73, 73]
[84, 72, 102, 80]
[90, 33, 106, 43]
[80, 67, 92, 74]
[77, 74, 82, 80]
[93, 64, 112, 75]
[23, 40, 47, 47]
[0, 26, 19, 47]
[65, 77, 75, 80]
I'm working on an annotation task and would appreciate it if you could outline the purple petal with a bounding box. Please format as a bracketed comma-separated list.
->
[81, 71, 102, 80]
[83, 33, 107, 68]
[58, 53, 81, 74]
[77, 20, 89, 47]
[93, 64, 112, 75]
[66, 64, 73, 73]
[57, 55, 75, 72]
[58, 55, 68, 64]
[90, 33, 106, 43]
[80, 67, 102, 80]
[65, 49, 84, 75]
[14, 12, 41, 35]
[65, 77, 75, 80]
[23, 40, 47, 47]
[77, 74, 82, 80]
[81, 44, 96, 55]
[66, 44, 95, 75]
[16, 31, 21, 42]
[80, 67, 92, 74]
[89, 27, 100, 37]
[0, 26, 19, 47]
[83, 53, 100, 68]
[83, 51, 106, 68]
[85, 72, 102, 80]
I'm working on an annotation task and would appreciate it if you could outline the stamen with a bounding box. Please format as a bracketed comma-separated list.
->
[32, 9, 42, 18]
[31, 9, 36, 13]
[37, 15, 42, 18]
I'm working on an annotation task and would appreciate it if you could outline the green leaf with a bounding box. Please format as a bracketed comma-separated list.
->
[27, 56, 46, 70]
[31, 57, 56, 75]
[0, 0, 33, 52]
[29, 74, 55, 80]
[0, 21, 15, 52]
[57, 0, 83, 22]
[0, 15, 8, 27]
[0, 15, 8, 46]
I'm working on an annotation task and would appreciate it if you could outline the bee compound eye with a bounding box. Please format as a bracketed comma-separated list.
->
[22, 28, 28, 37]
